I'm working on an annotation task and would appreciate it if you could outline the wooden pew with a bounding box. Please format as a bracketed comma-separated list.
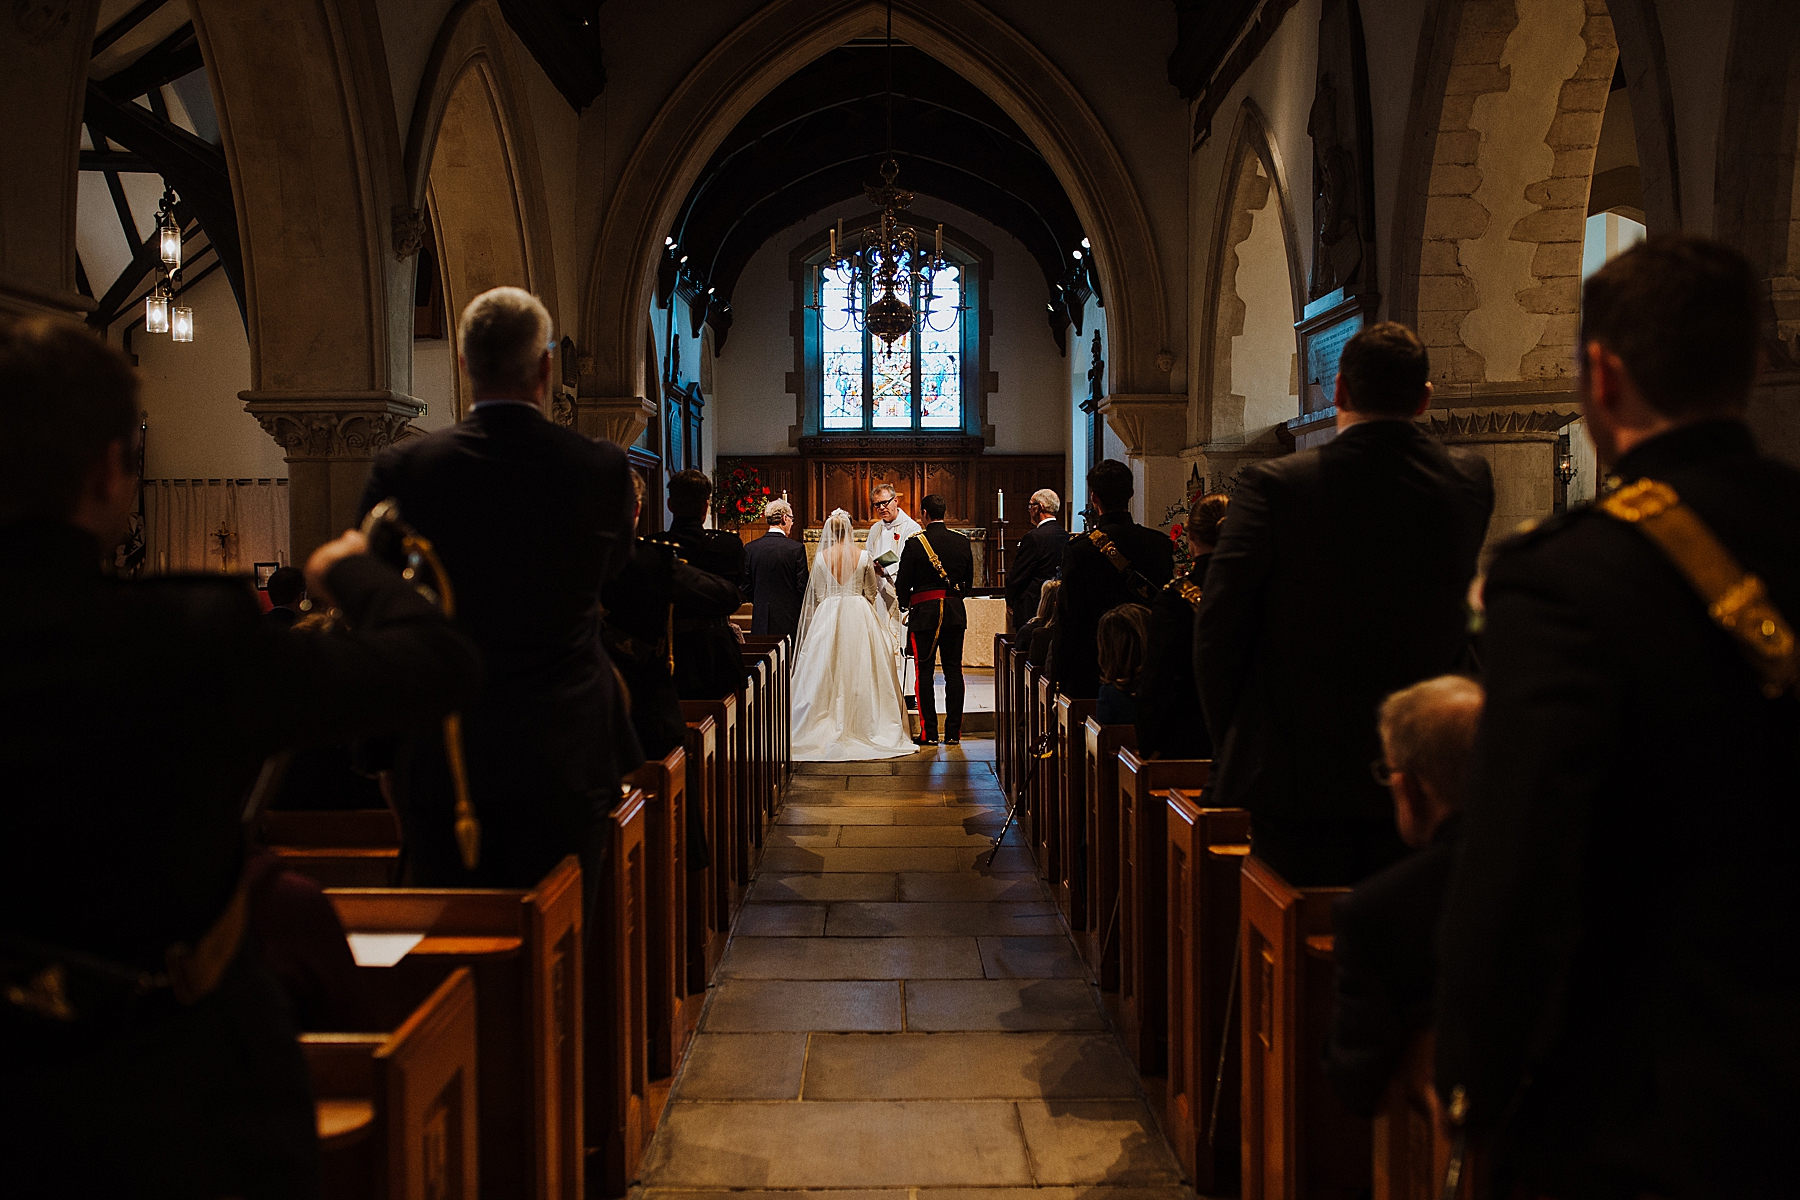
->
[682, 696, 743, 918]
[326, 858, 584, 1200]
[1033, 674, 1059, 880]
[1117, 749, 1211, 1078]
[1373, 1032, 1476, 1200]
[1165, 792, 1252, 1193]
[1021, 662, 1042, 847]
[743, 635, 790, 792]
[741, 646, 779, 831]
[1239, 855, 1369, 1200]
[626, 750, 690, 1086]
[682, 712, 727, 988]
[262, 809, 400, 888]
[733, 673, 762, 876]
[1055, 694, 1098, 933]
[1081, 717, 1137, 986]
[587, 787, 650, 1198]
[994, 634, 1014, 797]
[305, 966, 481, 1200]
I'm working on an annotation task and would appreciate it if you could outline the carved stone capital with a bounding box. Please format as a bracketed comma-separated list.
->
[392, 206, 428, 261]
[243, 392, 427, 461]
[575, 394, 658, 446]
[1099, 393, 1189, 457]
[1420, 405, 1581, 444]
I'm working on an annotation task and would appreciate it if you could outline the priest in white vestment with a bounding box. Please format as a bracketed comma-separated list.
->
[866, 484, 922, 695]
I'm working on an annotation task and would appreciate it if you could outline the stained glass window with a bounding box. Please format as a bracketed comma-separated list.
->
[814, 255, 964, 432]
[918, 266, 961, 428]
[819, 266, 863, 429]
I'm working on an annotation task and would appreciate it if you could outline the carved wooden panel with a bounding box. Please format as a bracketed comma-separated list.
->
[722, 450, 1063, 533]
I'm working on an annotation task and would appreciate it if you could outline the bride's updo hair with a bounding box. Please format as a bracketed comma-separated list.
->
[826, 509, 853, 540]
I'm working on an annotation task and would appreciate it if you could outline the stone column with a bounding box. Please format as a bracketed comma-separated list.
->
[576, 394, 658, 448]
[1423, 381, 1581, 551]
[0, 0, 102, 322]
[246, 393, 425, 560]
[1100, 393, 1190, 527]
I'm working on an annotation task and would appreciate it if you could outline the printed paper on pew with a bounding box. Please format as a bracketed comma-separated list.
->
[346, 931, 426, 967]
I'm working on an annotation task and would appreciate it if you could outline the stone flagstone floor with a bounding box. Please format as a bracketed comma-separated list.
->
[637, 735, 1192, 1200]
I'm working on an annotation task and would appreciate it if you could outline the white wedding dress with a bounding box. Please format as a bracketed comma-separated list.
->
[790, 513, 914, 761]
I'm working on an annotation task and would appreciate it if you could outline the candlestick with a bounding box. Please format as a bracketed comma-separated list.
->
[936, 224, 943, 257]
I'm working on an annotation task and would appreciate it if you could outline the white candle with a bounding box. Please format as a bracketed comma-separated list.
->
[830, 227, 836, 258]
[997, 489, 1005, 521]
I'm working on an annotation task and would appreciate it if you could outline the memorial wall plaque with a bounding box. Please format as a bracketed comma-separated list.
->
[1294, 287, 1379, 415]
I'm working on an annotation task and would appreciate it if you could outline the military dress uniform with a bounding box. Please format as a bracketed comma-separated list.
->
[1133, 558, 1212, 759]
[1055, 510, 1175, 699]
[603, 534, 741, 867]
[896, 522, 975, 743]
[0, 522, 479, 1199]
[1436, 420, 1800, 1200]
[669, 519, 749, 700]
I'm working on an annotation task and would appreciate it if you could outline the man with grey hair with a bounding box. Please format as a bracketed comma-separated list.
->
[1005, 486, 1067, 629]
[744, 495, 807, 639]
[1324, 674, 1482, 1117]
[359, 285, 641, 901]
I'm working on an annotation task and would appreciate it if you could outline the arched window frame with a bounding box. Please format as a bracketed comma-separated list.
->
[788, 219, 994, 443]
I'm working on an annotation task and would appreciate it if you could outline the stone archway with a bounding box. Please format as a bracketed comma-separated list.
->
[575, 0, 1173, 450]
[405, 0, 559, 424]
[190, 0, 418, 559]
[1715, 2, 1800, 464]
[1385, 0, 1672, 542]
[1187, 100, 1306, 494]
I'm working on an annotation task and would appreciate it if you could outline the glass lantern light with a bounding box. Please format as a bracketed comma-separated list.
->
[156, 186, 181, 269]
[171, 305, 194, 343]
[145, 285, 170, 334]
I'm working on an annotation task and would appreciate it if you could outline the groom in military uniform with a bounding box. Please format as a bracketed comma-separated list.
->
[896, 493, 974, 745]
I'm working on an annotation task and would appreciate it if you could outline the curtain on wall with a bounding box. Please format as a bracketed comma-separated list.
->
[143, 479, 289, 575]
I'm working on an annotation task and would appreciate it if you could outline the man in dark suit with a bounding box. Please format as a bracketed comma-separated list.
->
[1196, 322, 1493, 886]
[263, 565, 305, 628]
[1134, 492, 1228, 760]
[743, 497, 808, 640]
[1004, 488, 1067, 630]
[897, 493, 974, 745]
[359, 286, 641, 898]
[1437, 237, 1800, 1200]
[0, 316, 478, 1198]
[666, 468, 749, 698]
[1056, 459, 1175, 699]
[1325, 675, 1481, 1117]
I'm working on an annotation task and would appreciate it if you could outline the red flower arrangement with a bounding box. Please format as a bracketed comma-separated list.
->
[714, 464, 770, 527]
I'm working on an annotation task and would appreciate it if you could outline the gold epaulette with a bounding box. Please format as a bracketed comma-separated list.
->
[1599, 478, 1799, 698]
[1086, 528, 1152, 600]
[1167, 577, 1204, 607]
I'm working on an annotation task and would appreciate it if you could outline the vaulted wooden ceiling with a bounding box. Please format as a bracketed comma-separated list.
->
[666, 45, 1093, 347]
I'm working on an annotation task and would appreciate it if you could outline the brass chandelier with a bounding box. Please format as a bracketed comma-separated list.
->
[816, 0, 953, 353]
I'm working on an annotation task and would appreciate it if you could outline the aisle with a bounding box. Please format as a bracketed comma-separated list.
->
[638, 736, 1190, 1198]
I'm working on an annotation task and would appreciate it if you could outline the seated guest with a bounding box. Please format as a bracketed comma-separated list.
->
[360, 286, 641, 897]
[1005, 488, 1067, 630]
[1022, 578, 1060, 675]
[667, 468, 749, 699]
[1325, 675, 1482, 1117]
[263, 565, 305, 627]
[743, 497, 808, 640]
[1056, 459, 1174, 698]
[244, 850, 368, 1032]
[1135, 492, 1229, 759]
[1095, 602, 1152, 726]
[0, 314, 478, 1198]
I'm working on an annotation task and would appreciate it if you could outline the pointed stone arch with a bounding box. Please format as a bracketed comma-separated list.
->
[1189, 100, 1306, 490]
[406, 0, 559, 421]
[575, 0, 1171, 446]
[191, 0, 417, 558]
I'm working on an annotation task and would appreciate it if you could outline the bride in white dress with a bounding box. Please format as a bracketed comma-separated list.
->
[790, 509, 915, 761]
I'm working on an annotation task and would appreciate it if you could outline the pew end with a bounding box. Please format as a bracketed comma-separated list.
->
[304, 966, 480, 1200]
[1240, 855, 1369, 1200]
[1081, 716, 1137, 986]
